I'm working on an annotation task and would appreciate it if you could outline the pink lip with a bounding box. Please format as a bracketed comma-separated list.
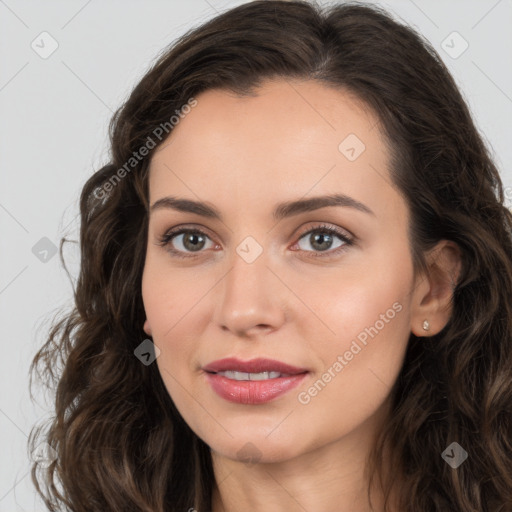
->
[202, 357, 309, 405]
[202, 357, 308, 374]
[204, 372, 308, 405]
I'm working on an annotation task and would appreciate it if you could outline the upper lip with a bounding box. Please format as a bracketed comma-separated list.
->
[202, 357, 308, 375]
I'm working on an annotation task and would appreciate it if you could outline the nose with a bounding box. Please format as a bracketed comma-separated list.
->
[212, 247, 287, 338]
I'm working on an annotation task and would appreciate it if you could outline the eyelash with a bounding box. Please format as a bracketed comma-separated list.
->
[157, 223, 354, 260]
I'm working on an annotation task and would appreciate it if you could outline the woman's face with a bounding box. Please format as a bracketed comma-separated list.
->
[142, 79, 425, 463]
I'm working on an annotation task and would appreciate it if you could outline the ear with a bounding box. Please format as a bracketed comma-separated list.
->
[410, 240, 462, 337]
[143, 319, 153, 337]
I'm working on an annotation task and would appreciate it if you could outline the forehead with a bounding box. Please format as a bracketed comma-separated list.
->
[148, 79, 398, 221]
[157, 79, 382, 159]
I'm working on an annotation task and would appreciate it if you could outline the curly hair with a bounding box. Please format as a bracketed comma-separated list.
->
[28, 1, 512, 510]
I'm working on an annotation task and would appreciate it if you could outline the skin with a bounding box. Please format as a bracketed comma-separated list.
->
[141, 79, 461, 512]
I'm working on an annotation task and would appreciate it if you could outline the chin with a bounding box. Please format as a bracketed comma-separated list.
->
[209, 434, 306, 466]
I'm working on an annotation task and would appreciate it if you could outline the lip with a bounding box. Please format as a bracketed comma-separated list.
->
[204, 372, 308, 404]
[202, 357, 308, 375]
[202, 357, 309, 405]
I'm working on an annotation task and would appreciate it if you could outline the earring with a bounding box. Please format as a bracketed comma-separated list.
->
[422, 319, 430, 331]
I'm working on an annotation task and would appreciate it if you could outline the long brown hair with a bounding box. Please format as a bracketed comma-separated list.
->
[28, 1, 512, 510]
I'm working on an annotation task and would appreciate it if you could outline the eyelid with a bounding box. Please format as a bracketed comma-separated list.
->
[294, 222, 354, 243]
[157, 223, 218, 245]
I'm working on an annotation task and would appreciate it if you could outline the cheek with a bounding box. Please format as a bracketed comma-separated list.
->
[292, 279, 411, 439]
[299, 255, 412, 345]
[299, 246, 414, 398]
[325, 278, 407, 342]
[141, 258, 208, 388]
[141, 253, 210, 337]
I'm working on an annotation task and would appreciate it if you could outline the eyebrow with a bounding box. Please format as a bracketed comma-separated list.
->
[150, 193, 375, 221]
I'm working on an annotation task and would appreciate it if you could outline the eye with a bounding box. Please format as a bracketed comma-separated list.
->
[157, 227, 217, 258]
[292, 223, 354, 257]
[157, 223, 354, 259]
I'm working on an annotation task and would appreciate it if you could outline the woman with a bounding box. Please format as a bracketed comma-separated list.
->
[28, 1, 512, 511]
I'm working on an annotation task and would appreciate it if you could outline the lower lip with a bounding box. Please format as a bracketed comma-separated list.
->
[204, 372, 308, 404]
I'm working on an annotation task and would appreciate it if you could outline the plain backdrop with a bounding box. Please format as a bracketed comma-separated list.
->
[1, 0, 511, 510]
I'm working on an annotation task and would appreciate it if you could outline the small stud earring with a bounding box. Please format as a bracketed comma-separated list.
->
[422, 319, 430, 331]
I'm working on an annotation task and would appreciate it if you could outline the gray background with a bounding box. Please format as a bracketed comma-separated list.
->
[1, 0, 511, 510]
